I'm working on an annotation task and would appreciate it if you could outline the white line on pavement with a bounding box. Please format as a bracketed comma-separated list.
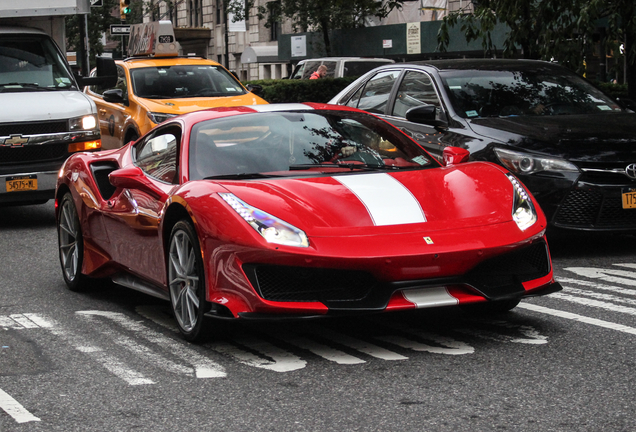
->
[0, 388, 40, 423]
[518, 303, 636, 336]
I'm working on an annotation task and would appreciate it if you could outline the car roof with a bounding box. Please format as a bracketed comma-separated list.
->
[117, 56, 223, 69]
[298, 57, 394, 63]
[380, 58, 563, 72]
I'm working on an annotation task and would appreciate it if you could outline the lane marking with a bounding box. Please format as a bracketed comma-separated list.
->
[519, 303, 636, 336]
[0, 388, 40, 423]
[77, 311, 226, 378]
[564, 266, 636, 286]
[306, 328, 408, 361]
[210, 338, 306, 372]
[550, 292, 636, 317]
[457, 320, 548, 345]
[561, 286, 636, 307]
[557, 277, 636, 297]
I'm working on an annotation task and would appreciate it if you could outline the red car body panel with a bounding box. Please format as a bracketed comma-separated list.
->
[55, 104, 559, 320]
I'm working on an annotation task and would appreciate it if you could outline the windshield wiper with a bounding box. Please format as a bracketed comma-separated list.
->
[204, 173, 281, 180]
[0, 82, 57, 92]
[289, 163, 403, 171]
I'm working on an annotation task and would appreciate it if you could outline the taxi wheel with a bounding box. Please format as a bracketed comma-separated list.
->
[168, 220, 210, 342]
[459, 298, 521, 315]
[57, 193, 87, 291]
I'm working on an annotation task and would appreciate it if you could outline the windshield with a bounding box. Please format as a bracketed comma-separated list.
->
[130, 65, 246, 99]
[0, 34, 75, 91]
[440, 67, 623, 118]
[189, 110, 437, 180]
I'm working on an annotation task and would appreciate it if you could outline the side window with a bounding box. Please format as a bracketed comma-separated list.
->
[90, 65, 126, 96]
[354, 70, 400, 114]
[134, 126, 181, 184]
[392, 71, 441, 118]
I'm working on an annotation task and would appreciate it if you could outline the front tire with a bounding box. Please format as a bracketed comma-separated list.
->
[168, 220, 210, 342]
[57, 192, 86, 291]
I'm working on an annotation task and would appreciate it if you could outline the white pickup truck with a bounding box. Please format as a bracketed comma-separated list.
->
[0, 0, 115, 206]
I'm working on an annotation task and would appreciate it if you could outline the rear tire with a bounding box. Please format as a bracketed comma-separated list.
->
[459, 298, 521, 315]
[168, 220, 210, 342]
[57, 193, 87, 291]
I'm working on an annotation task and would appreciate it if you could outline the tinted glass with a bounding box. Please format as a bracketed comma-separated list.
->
[392, 70, 441, 117]
[440, 67, 622, 118]
[343, 61, 392, 77]
[135, 128, 181, 183]
[189, 110, 436, 180]
[130, 65, 246, 99]
[354, 70, 400, 114]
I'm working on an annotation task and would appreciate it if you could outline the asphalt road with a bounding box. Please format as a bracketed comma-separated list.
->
[1, 201, 635, 431]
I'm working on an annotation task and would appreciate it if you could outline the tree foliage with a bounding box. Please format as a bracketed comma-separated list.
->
[437, 0, 636, 99]
[229, 0, 405, 56]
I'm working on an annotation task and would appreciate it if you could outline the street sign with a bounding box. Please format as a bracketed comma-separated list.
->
[110, 25, 131, 35]
[91, 0, 103, 6]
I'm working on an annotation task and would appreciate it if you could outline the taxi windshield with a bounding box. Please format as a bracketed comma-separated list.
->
[441, 68, 623, 118]
[130, 65, 247, 99]
[0, 34, 75, 91]
[189, 110, 437, 180]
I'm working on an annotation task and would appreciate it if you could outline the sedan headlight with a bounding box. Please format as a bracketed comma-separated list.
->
[506, 173, 537, 231]
[494, 148, 579, 175]
[220, 193, 309, 247]
[69, 114, 98, 131]
[147, 112, 178, 124]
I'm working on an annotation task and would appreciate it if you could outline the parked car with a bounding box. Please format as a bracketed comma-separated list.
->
[329, 59, 636, 232]
[289, 57, 394, 79]
[55, 102, 561, 341]
[85, 21, 267, 150]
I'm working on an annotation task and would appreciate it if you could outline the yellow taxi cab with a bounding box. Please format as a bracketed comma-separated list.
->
[85, 21, 268, 149]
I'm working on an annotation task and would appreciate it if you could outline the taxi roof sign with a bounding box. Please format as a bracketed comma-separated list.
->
[127, 21, 179, 57]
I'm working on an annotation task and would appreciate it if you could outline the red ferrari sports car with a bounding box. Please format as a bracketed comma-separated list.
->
[55, 103, 561, 341]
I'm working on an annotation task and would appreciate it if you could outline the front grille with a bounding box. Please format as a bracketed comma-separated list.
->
[0, 143, 68, 165]
[554, 189, 636, 229]
[465, 241, 550, 299]
[0, 120, 68, 136]
[244, 265, 376, 302]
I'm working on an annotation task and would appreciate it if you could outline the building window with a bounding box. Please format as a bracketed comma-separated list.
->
[267, 1, 281, 41]
[216, 0, 225, 25]
[190, 0, 202, 27]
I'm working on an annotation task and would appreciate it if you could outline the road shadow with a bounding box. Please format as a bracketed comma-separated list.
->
[546, 228, 635, 259]
[0, 201, 56, 229]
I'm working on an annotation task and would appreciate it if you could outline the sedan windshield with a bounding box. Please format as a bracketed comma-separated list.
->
[440, 68, 623, 118]
[0, 34, 76, 90]
[130, 65, 247, 99]
[189, 110, 437, 180]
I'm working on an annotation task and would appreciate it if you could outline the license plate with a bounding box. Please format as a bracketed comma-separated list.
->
[622, 187, 636, 209]
[6, 175, 37, 192]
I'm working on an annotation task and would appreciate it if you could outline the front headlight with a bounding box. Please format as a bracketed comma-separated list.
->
[220, 193, 309, 247]
[147, 112, 178, 124]
[494, 148, 579, 175]
[69, 114, 98, 131]
[506, 173, 537, 231]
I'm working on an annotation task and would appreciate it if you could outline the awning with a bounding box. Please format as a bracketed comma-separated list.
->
[241, 45, 280, 64]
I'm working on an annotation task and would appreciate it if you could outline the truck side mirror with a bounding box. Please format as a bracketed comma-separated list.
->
[76, 57, 118, 88]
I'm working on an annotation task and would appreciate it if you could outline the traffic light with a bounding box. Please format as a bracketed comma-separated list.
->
[120, 0, 131, 20]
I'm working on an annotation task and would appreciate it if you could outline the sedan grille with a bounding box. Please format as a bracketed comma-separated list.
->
[244, 265, 376, 302]
[554, 189, 636, 229]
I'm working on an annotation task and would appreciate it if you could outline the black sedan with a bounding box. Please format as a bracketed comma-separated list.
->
[329, 59, 636, 232]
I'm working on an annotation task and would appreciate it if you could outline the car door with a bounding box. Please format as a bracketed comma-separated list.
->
[101, 125, 182, 286]
[87, 65, 129, 150]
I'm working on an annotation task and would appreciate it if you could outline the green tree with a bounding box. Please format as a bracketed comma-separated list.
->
[229, 0, 405, 56]
[437, 0, 636, 99]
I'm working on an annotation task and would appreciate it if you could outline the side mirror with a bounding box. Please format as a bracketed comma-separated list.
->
[443, 146, 470, 166]
[76, 57, 118, 88]
[246, 84, 264, 97]
[616, 97, 636, 112]
[103, 89, 126, 105]
[109, 166, 167, 200]
[406, 105, 448, 130]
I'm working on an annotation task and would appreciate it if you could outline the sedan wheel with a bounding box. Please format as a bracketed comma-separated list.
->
[57, 193, 86, 291]
[168, 221, 209, 342]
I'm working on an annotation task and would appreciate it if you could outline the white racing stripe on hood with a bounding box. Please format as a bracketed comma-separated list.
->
[334, 173, 426, 226]
[248, 103, 313, 112]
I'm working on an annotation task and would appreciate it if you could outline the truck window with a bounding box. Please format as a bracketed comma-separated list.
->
[0, 34, 74, 89]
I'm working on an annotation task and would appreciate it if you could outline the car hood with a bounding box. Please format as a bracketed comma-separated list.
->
[218, 162, 519, 236]
[468, 112, 636, 163]
[138, 93, 267, 114]
[0, 91, 95, 122]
